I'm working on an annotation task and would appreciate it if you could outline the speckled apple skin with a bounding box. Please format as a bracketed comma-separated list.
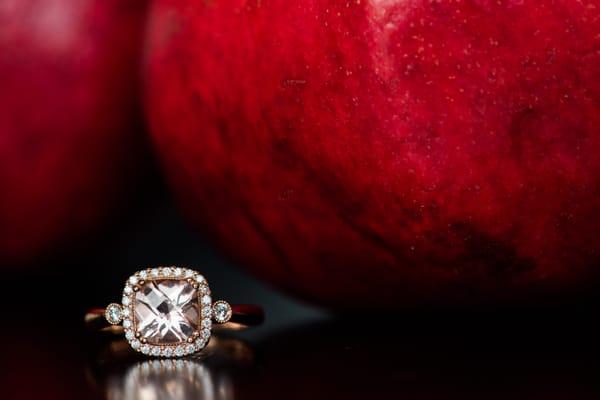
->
[0, 0, 149, 265]
[145, 0, 600, 309]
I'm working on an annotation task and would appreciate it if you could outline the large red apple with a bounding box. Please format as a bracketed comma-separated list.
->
[0, 0, 150, 265]
[145, 0, 600, 309]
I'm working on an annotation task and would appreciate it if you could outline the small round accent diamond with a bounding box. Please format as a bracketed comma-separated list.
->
[175, 346, 184, 357]
[125, 330, 135, 340]
[151, 347, 161, 357]
[212, 301, 232, 323]
[129, 276, 138, 285]
[131, 340, 141, 349]
[201, 295, 212, 305]
[105, 303, 123, 325]
[139, 270, 148, 279]
[122, 296, 131, 306]
[163, 347, 173, 357]
[123, 319, 132, 329]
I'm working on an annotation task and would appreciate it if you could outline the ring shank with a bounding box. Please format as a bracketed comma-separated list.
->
[85, 304, 264, 334]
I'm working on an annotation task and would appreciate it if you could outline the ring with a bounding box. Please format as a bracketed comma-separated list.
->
[85, 267, 264, 358]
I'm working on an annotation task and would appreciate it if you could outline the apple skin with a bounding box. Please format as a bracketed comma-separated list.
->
[0, 0, 150, 266]
[145, 0, 600, 309]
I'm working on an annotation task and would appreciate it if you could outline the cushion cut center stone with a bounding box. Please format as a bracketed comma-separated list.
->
[134, 279, 200, 344]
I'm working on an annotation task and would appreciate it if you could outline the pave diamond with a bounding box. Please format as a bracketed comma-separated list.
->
[174, 346, 184, 357]
[134, 279, 200, 345]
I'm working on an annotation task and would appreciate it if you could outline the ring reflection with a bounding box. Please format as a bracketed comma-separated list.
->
[94, 335, 253, 400]
[106, 358, 233, 400]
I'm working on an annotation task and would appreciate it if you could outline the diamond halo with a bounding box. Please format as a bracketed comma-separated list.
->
[114, 267, 216, 358]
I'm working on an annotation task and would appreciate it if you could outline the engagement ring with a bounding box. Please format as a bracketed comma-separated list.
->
[85, 267, 263, 358]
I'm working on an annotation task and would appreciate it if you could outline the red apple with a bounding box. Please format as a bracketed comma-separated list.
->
[0, 0, 150, 265]
[145, 0, 600, 309]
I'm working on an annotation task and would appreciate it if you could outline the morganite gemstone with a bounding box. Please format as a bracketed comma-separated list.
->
[134, 279, 200, 344]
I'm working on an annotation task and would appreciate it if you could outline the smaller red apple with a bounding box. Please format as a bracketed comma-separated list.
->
[0, 0, 150, 266]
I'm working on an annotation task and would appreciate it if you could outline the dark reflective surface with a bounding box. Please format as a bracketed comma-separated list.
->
[2, 203, 600, 399]
[4, 310, 600, 399]
[252, 316, 600, 399]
